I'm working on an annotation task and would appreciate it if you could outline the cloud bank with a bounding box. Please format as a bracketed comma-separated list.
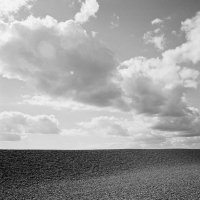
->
[78, 115, 169, 148]
[0, 111, 60, 141]
[79, 116, 130, 137]
[1, 11, 200, 145]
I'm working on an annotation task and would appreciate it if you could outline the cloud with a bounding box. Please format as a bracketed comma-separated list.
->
[179, 67, 199, 88]
[78, 114, 200, 148]
[133, 132, 167, 146]
[111, 13, 119, 28]
[174, 137, 200, 148]
[1, 11, 200, 143]
[119, 55, 200, 138]
[91, 31, 98, 37]
[78, 113, 200, 148]
[144, 31, 166, 51]
[120, 56, 199, 116]
[2, 14, 199, 115]
[172, 30, 182, 38]
[151, 18, 163, 25]
[120, 11, 200, 126]
[75, 0, 99, 24]
[79, 116, 130, 137]
[150, 34, 166, 50]
[68, 0, 75, 8]
[79, 115, 158, 137]
[166, 16, 171, 20]
[163, 11, 200, 65]
[0, 0, 35, 20]
[20, 95, 107, 111]
[78, 115, 170, 147]
[60, 128, 89, 136]
[154, 28, 161, 33]
[0, 133, 21, 141]
[153, 107, 200, 137]
[119, 51, 200, 139]
[142, 12, 200, 138]
[0, 15, 127, 110]
[0, 111, 60, 141]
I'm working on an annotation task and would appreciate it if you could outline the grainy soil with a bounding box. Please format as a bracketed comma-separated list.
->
[1, 149, 200, 199]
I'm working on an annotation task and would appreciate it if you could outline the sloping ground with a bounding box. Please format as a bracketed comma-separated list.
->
[1, 149, 200, 199]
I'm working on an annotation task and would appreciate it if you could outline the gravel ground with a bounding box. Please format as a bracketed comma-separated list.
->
[1, 149, 200, 200]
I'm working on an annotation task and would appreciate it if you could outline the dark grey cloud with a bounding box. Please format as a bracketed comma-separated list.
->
[0, 16, 126, 110]
[153, 108, 200, 137]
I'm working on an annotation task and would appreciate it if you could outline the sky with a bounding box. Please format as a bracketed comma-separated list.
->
[1, 0, 200, 149]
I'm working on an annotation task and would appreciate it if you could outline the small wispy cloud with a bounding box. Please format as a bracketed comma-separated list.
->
[172, 30, 182, 38]
[154, 28, 161, 33]
[75, 0, 99, 24]
[151, 18, 163, 25]
[69, 1, 75, 8]
[143, 31, 166, 51]
[111, 13, 119, 28]
[166, 16, 171, 20]
[91, 31, 98, 37]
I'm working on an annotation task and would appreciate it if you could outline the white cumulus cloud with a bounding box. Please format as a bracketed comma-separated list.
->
[163, 11, 200, 65]
[111, 13, 119, 28]
[120, 56, 199, 116]
[0, 15, 126, 110]
[151, 18, 163, 25]
[0, 0, 35, 20]
[0, 111, 60, 141]
[75, 0, 99, 24]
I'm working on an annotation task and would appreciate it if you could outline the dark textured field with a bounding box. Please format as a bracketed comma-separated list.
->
[1, 149, 200, 199]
